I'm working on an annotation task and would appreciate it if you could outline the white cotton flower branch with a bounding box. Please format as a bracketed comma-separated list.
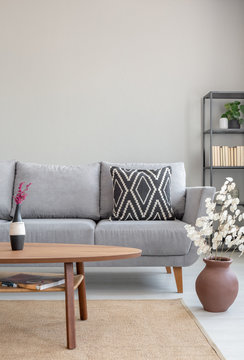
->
[184, 178, 244, 260]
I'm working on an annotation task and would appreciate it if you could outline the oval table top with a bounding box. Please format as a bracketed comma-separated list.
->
[0, 242, 142, 264]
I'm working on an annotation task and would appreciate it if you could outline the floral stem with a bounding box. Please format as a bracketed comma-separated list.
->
[220, 240, 225, 257]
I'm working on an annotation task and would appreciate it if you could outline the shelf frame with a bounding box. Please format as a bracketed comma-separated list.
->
[204, 166, 244, 169]
[202, 91, 244, 202]
[203, 91, 244, 100]
[204, 129, 244, 134]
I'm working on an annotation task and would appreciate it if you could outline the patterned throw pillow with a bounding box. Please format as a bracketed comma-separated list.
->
[110, 166, 175, 221]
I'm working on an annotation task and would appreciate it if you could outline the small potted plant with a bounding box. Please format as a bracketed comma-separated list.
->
[221, 101, 244, 129]
[185, 177, 244, 312]
[9, 182, 32, 251]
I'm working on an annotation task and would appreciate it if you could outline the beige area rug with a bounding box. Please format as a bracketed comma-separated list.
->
[0, 299, 225, 360]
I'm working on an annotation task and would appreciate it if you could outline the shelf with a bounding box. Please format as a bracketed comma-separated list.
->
[203, 91, 244, 99]
[0, 272, 83, 293]
[216, 203, 244, 207]
[204, 166, 244, 169]
[204, 129, 244, 134]
[202, 91, 244, 187]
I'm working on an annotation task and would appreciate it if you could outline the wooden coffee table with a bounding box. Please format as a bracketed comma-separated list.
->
[0, 242, 142, 349]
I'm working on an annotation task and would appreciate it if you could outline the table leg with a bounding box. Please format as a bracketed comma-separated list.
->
[76, 262, 88, 320]
[64, 262, 76, 350]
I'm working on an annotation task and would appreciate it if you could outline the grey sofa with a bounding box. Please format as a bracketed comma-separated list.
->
[0, 160, 215, 293]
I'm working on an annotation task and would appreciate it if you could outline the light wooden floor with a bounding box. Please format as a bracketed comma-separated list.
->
[1, 254, 243, 360]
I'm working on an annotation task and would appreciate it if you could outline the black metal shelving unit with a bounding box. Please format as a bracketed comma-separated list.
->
[202, 91, 244, 205]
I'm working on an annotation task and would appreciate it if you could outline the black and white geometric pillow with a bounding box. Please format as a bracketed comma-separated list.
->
[110, 166, 175, 221]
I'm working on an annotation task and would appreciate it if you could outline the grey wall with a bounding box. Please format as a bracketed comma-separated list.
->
[0, 0, 244, 186]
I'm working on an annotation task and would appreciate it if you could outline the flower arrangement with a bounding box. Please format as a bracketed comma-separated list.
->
[185, 178, 244, 259]
[13, 182, 32, 205]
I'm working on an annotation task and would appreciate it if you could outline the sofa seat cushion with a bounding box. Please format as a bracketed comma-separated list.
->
[11, 161, 100, 220]
[95, 219, 192, 256]
[24, 219, 95, 244]
[0, 219, 95, 244]
[0, 161, 16, 220]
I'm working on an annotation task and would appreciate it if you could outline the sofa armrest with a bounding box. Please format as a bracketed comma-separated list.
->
[182, 186, 216, 225]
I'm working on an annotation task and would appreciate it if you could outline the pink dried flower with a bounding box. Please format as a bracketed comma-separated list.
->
[13, 182, 32, 205]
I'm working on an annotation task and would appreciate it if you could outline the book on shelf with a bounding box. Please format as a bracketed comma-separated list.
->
[0, 273, 65, 290]
[230, 147, 233, 166]
[223, 146, 228, 166]
[237, 146, 242, 166]
[234, 146, 237, 166]
[211, 146, 244, 167]
[219, 146, 223, 166]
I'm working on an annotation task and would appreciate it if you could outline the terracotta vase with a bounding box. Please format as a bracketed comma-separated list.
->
[195, 257, 238, 312]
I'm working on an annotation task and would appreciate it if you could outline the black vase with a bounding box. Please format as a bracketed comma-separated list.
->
[228, 119, 240, 129]
[9, 204, 25, 251]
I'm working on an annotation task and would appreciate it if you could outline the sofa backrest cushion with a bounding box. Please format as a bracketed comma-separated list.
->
[100, 162, 186, 220]
[11, 162, 100, 220]
[0, 160, 16, 220]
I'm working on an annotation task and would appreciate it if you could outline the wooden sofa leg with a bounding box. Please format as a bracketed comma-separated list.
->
[165, 266, 171, 274]
[173, 267, 183, 293]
